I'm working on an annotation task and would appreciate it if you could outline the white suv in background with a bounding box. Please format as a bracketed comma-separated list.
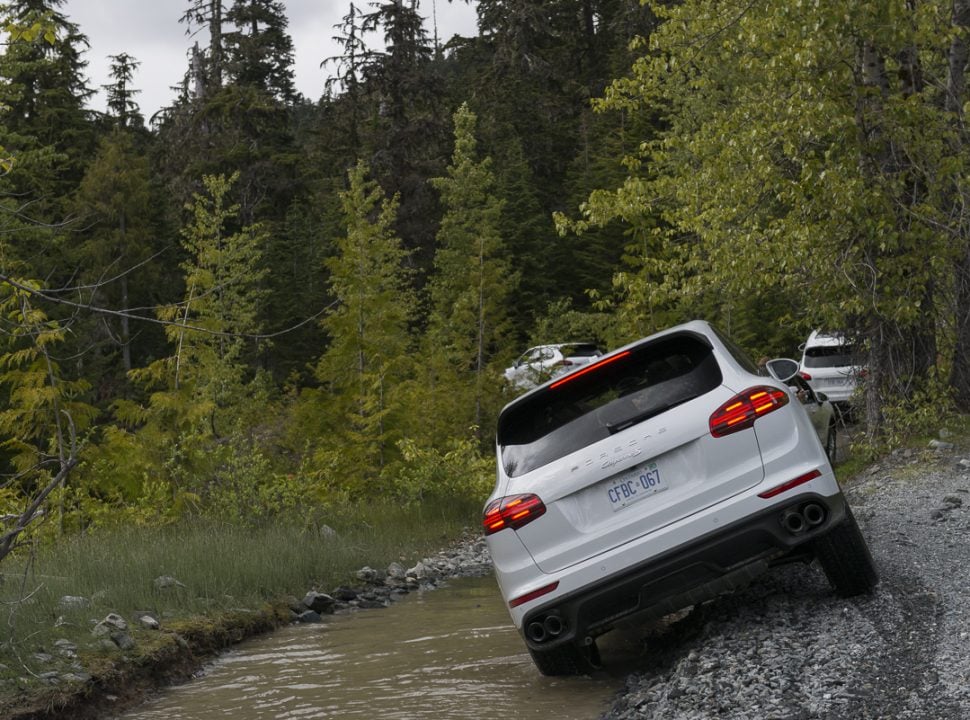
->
[485, 320, 877, 675]
[798, 330, 862, 406]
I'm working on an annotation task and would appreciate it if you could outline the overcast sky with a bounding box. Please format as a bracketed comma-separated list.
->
[62, 0, 479, 119]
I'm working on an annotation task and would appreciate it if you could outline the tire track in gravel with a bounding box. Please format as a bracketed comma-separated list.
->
[827, 563, 951, 719]
[599, 454, 970, 720]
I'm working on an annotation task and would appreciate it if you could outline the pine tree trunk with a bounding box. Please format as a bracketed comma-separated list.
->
[954, 251, 970, 410]
[120, 213, 132, 373]
[948, 0, 970, 410]
[209, 0, 223, 91]
[857, 39, 890, 434]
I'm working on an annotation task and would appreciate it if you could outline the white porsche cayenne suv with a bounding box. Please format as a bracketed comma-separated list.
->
[484, 320, 877, 675]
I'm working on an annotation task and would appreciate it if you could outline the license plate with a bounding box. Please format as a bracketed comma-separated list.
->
[607, 462, 667, 511]
[821, 377, 850, 387]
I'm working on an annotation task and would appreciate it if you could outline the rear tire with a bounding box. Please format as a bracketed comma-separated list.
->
[527, 640, 601, 676]
[813, 505, 878, 597]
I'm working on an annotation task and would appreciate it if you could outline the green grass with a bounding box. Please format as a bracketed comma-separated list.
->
[0, 497, 480, 696]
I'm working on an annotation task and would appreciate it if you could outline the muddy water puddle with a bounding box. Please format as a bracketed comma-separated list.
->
[116, 575, 619, 719]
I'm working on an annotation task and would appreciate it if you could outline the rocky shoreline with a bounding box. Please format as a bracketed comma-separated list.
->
[288, 529, 492, 622]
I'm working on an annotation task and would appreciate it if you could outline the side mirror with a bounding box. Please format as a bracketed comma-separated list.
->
[816, 391, 828, 402]
[765, 358, 800, 382]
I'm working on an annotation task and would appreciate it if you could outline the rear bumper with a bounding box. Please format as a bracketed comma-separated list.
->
[807, 381, 855, 403]
[519, 491, 846, 651]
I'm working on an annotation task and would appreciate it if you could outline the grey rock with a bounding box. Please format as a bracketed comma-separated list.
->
[110, 631, 136, 650]
[153, 575, 186, 591]
[355, 566, 384, 583]
[53, 639, 77, 658]
[92, 613, 128, 638]
[296, 609, 322, 623]
[332, 586, 358, 602]
[929, 439, 955, 451]
[302, 591, 336, 614]
[60, 672, 92, 684]
[386, 561, 406, 580]
[103, 613, 128, 630]
[356, 599, 387, 609]
[137, 614, 160, 630]
[406, 561, 430, 579]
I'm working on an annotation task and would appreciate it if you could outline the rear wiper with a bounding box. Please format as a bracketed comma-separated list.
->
[605, 394, 699, 434]
[606, 403, 672, 434]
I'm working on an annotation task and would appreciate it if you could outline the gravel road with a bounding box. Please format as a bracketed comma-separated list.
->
[598, 443, 970, 720]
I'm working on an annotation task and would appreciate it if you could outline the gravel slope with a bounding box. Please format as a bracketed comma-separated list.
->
[599, 445, 970, 720]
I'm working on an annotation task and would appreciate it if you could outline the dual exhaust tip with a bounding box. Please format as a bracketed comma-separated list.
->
[526, 613, 566, 644]
[780, 502, 827, 535]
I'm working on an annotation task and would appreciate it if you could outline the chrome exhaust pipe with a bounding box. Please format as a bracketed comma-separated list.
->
[802, 502, 826, 527]
[544, 615, 565, 638]
[526, 621, 547, 643]
[781, 509, 806, 535]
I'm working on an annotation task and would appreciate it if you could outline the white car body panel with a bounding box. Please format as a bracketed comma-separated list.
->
[508, 387, 765, 574]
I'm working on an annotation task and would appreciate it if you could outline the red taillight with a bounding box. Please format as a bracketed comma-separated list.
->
[798, 371, 812, 380]
[549, 351, 632, 389]
[509, 581, 559, 609]
[758, 469, 822, 498]
[483, 494, 546, 535]
[709, 385, 790, 437]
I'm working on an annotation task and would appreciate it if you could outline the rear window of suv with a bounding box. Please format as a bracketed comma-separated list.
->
[497, 333, 722, 477]
[804, 344, 856, 368]
[561, 343, 601, 358]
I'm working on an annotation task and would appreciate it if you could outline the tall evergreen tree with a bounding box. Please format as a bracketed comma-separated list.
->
[322, 2, 369, 157]
[0, 0, 94, 213]
[224, 0, 297, 102]
[312, 161, 415, 488]
[102, 52, 143, 128]
[426, 103, 512, 434]
[127, 172, 267, 438]
[361, 0, 447, 271]
[73, 130, 155, 379]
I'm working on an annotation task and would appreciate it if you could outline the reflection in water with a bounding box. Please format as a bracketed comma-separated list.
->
[116, 576, 618, 720]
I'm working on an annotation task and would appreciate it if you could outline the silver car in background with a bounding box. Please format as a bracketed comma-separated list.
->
[504, 343, 602, 391]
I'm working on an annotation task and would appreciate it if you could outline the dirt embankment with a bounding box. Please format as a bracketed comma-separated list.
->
[599, 444, 970, 720]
